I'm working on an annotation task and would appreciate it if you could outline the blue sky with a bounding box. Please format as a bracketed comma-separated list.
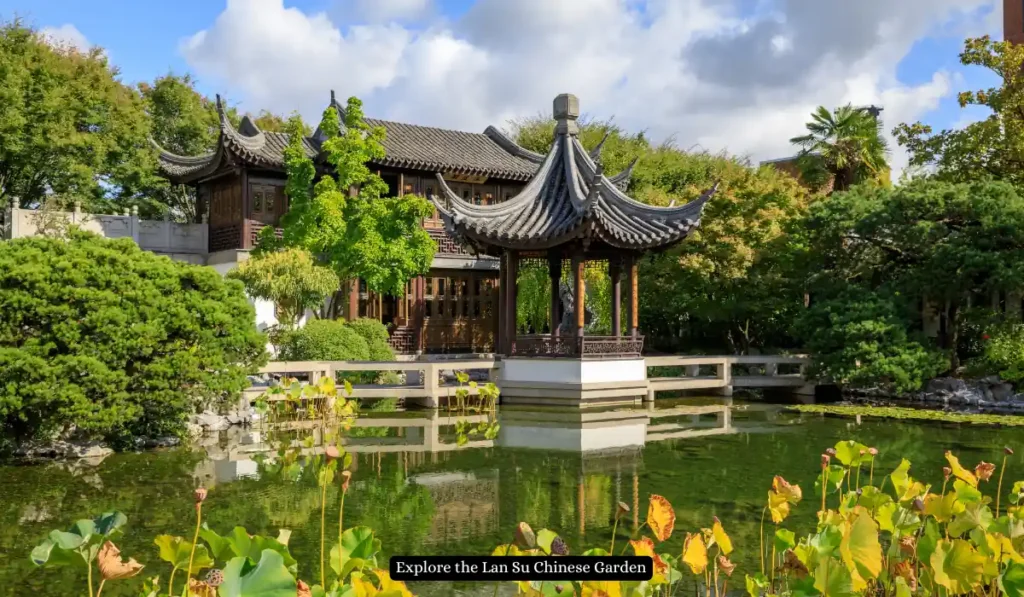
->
[0, 0, 1005, 169]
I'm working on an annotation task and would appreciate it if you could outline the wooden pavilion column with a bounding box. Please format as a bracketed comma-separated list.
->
[348, 279, 360, 320]
[572, 251, 586, 338]
[497, 254, 507, 354]
[626, 254, 639, 338]
[609, 259, 622, 337]
[414, 276, 426, 354]
[549, 253, 562, 336]
[502, 251, 519, 354]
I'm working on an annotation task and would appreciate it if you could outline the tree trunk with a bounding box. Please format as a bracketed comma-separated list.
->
[948, 302, 961, 373]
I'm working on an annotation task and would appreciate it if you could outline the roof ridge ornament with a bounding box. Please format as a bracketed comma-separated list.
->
[553, 93, 580, 136]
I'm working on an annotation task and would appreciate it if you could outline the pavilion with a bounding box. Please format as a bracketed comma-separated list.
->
[431, 93, 716, 404]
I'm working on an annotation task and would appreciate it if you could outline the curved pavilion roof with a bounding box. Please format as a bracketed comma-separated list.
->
[155, 93, 601, 186]
[431, 93, 715, 256]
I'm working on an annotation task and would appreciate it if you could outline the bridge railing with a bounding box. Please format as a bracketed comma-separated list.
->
[247, 354, 813, 408]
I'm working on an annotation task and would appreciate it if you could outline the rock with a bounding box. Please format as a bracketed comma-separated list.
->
[64, 441, 114, 459]
[991, 383, 1015, 402]
[186, 423, 204, 440]
[144, 436, 181, 448]
[194, 410, 231, 431]
[924, 377, 968, 395]
[225, 411, 248, 426]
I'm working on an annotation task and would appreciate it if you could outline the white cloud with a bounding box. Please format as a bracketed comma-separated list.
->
[353, 0, 432, 23]
[180, 0, 999, 177]
[39, 24, 90, 52]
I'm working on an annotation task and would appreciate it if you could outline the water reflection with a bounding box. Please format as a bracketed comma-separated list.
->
[6, 399, 1016, 597]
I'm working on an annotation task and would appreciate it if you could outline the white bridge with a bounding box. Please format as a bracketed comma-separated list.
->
[248, 354, 814, 408]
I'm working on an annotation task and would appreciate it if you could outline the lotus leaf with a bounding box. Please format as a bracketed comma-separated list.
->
[931, 539, 985, 593]
[537, 529, 559, 555]
[154, 534, 214, 574]
[712, 519, 733, 555]
[221, 549, 297, 597]
[681, 533, 707, 574]
[839, 509, 882, 590]
[646, 495, 675, 542]
[945, 451, 979, 488]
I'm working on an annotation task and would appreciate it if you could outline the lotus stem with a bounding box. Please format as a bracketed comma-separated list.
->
[759, 507, 767, 575]
[492, 543, 514, 597]
[87, 559, 95, 597]
[96, 579, 106, 597]
[168, 569, 177, 597]
[320, 466, 329, 588]
[997, 454, 1009, 517]
[338, 481, 348, 580]
[610, 517, 620, 554]
[869, 459, 875, 486]
[855, 464, 861, 491]
[184, 498, 204, 597]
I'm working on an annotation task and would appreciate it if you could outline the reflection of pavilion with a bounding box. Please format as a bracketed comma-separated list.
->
[410, 471, 500, 545]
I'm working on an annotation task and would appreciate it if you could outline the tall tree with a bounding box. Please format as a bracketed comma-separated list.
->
[250, 110, 310, 135]
[261, 98, 435, 313]
[790, 104, 890, 193]
[894, 36, 1024, 188]
[0, 19, 152, 211]
[137, 73, 228, 221]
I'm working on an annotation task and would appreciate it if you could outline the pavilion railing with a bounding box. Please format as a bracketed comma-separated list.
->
[510, 335, 645, 358]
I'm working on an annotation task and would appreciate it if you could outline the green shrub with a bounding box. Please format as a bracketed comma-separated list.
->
[793, 288, 946, 394]
[968, 321, 1024, 383]
[279, 319, 370, 361]
[0, 231, 267, 449]
[345, 318, 394, 361]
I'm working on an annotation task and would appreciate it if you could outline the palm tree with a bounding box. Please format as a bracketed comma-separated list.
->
[790, 104, 890, 193]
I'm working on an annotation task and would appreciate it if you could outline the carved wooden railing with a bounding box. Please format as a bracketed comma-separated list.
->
[510, 335, 645, 358]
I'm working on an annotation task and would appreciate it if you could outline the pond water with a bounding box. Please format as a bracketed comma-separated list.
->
[2, 398, 1022, 597]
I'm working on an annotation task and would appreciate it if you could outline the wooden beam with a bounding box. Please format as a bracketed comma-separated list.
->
[497, 254, 507, 354]
[348, 279, 359, 320]
[573, 253, 585, 338]
[507, 251, 519, 353]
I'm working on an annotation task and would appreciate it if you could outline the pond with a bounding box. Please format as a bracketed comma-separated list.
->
[2, 398, 1021, 597]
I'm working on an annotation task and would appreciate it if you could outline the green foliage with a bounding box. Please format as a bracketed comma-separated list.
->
[138, 73, 239, 220]
[228, 249, 341, 328]
[270, 97, 435, 297]
[278, 319, 370, 362]
[344, 318, 394, 361]
[796, 179, 1024, 375]
[793, 289, 946, 394]
[0, 19, 153, 211]
[895, 36, 1024, 189]
[969, 322, 1024, 384]
[249, 109, 310, 135]
[0, 231, 267, 448]
[790, 104, 890, 192]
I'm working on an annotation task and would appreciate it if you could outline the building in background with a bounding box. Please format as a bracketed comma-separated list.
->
[152, 92, 637, 355]
[1006, 0, 1024, 45]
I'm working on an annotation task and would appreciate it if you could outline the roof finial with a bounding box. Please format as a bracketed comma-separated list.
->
[553, 93, 580, 136]
[330, 89, 336, 104]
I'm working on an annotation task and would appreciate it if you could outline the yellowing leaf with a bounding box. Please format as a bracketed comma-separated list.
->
[374, 569, 413, 597]
[773, 476, 803, 502]
[630, 538, 668, 574]
[646, 495, 675, 542]
[839, 509, 883, 591]
[931, 539, 984, 594]
[682, 533, 708, 574]
[769, 490, 792, 524]
[924, 493, 964, 524]
[582, 581, 622, 597]
[713, 520, 733, 556]
[491, 544, 523, 556]
[945, 451, 978, 488]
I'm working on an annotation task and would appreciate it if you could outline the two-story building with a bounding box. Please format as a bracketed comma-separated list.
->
[152, 92, 636, 355]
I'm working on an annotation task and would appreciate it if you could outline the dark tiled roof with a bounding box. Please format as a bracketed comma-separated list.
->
[155, 94, 547, 185]
[433, 100, 713, 254]
[365, 119, 539, 181]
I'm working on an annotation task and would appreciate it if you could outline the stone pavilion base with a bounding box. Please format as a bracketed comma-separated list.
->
[498, 357, 648, 407]
[497, 407, 649, 451]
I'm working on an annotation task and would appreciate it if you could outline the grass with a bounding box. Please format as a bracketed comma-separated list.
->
[788, 404, 1024, 426]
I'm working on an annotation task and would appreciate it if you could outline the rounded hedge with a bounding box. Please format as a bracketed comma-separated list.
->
[281, 319, 370, 361]
[345, 318, 395, 361]
[0, 231, 267, 449]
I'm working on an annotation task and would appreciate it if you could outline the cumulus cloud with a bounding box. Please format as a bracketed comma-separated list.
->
[180, 0, 1000, 176]
[39, 23, 90, 52]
